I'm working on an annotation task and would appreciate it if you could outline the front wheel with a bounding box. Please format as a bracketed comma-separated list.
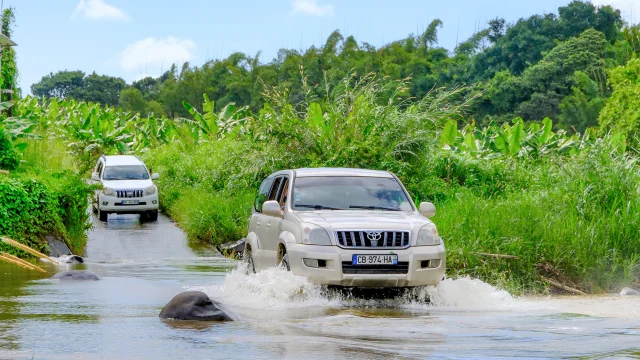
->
[243, 247, 256, 274]
[98, 208, 108, 222]
[146, 210, 158, 222]
[280, 253, 290, 271]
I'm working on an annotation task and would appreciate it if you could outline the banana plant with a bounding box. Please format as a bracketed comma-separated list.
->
[439, 118, 585, 159]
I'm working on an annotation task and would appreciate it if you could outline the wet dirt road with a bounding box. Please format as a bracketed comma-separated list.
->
[1, 212, 639, 359]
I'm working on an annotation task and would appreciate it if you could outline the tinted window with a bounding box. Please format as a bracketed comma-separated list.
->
[268, 177, 283, 201]
[292, 176, 413, 211]
[254, 177, 275, 212]
[103, 165, 150, 180]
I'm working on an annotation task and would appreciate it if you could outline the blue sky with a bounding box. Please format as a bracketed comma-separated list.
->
[4, 0, 638, 94]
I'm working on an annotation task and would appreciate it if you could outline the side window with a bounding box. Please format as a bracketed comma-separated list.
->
[96, 161, 103, 178]
[254, 177, 274, 213]
[278, 178, 290, 210]
[268, 177, 283, 201]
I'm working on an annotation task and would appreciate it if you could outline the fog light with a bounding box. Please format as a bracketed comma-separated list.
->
[421, 260, 441, 268]
[303, 258, 318, 268]
[152, 200, 158, 204]
[102, 202, 108, 206]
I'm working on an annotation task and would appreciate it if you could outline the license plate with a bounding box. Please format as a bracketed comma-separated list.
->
[352, 254, 398, 265]
[121, 200, 139, 205]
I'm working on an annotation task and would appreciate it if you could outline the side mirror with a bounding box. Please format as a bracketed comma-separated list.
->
[91, 173, 100, 181]
[419, 202, 436, 217]
[263, 200, 283, 218]
[152, 173, 160, 180]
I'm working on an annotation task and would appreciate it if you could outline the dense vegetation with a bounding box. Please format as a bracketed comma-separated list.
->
[0, 7, 91, 258]
[6, 1, 640, 293]
[30, 1, 637, 133]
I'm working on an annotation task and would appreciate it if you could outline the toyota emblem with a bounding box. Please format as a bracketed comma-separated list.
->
[366, 231, 382, 241]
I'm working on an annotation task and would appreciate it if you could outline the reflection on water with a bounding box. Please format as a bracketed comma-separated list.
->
[1, 213, 640, 359]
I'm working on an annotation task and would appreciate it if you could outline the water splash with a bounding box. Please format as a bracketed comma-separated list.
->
[199, 264, 522, 312]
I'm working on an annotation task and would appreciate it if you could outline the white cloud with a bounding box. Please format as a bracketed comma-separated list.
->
[592, 0, 639, 22]
[72, 0, 129, 21]
[290, 0, 334, 16]
[119, 37, 197, 72]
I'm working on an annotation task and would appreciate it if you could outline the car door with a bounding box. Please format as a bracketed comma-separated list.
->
[262, 175, 288, 266]
[248, 176, 274, 270]
[92, 159, 104, 209]
[265, 175, 289, 266]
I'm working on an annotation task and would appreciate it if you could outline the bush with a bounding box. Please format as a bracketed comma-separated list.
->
[0, 127, 19, 170]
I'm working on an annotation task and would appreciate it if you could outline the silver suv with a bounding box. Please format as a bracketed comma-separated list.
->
[91, 155, 160, 222]
[245, 168, 446, 288]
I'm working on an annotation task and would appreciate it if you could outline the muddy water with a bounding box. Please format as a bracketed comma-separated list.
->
[1, 213, 639, 359]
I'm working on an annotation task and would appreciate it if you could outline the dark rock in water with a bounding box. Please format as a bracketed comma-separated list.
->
[159, 291, 235, 321]
[51, 270, 100, 281]
[216, 239, 245, 259]
[58, 255, 84, 264]
[620, 287, 640, 296]
[46, 234, 72, 257]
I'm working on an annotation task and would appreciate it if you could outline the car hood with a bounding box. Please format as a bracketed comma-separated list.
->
[293, 210, 431, 232]
[101, 180, 154, 189]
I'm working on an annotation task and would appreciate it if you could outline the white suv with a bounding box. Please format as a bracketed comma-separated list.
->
[244, 168, 446, 288]
[91, 155, 160, 222]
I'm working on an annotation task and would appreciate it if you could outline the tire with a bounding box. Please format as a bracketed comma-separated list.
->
[147, 210, 158, 221]
[98, 208, 108, 222]
[243, 247, 256, 274]
[280, 253, 290, 271]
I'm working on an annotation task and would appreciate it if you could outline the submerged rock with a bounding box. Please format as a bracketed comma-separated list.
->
[58, 255, 84, 264]
[620, 287, 640, 296]
[216, 239, 245, 259]
[159, 291, 235, 321]
[51, 270, 100, 281]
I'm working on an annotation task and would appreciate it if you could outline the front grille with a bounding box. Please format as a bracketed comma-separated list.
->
[335, 230, 410, 249]
[116, 190, 143, 198]
[342, 261, 409, 274]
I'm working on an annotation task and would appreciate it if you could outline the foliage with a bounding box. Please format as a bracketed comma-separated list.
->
[0, 126, 19, 170]
[1, 7, 18, 107]
[31, 71, 126, 107]
[0, 170, 92, 256]
[474, 29, 608, 123]
[438, 143, 640, 293]
[28, 1, 629, 128]
[438, 118, 588, 159]
[598, 58, 640, 145]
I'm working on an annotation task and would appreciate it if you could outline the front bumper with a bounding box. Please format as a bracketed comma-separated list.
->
[98, 193, 159, 213]
[287, 243, 446, 288]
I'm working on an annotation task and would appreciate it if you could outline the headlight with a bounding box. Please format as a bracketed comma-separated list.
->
[302, 224, 332, 246]
[416, 225, 441, 246]
[103, 187, 115, 196]
[144, 185, 156, 196]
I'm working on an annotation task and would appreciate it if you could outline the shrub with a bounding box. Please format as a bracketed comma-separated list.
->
[0, 127, 19, 170]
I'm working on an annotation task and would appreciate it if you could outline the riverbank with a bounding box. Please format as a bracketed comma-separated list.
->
[0, 132, 92, 258]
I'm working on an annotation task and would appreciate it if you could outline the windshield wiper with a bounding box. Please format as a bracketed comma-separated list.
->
[295, 204, 340, 210]
[349, 205, 401, 211]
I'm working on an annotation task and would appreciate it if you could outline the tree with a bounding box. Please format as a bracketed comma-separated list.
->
[73, 72, 126, 106]
[1, 7, 18, 116]
[599, 58, 640, 144]
[119, 87, 147, 114]
[31, 70, 86, 99]
[31, 71, 126, 106]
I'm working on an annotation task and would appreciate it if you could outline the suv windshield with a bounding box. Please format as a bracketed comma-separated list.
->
[292, 176, 413, 211]
[103, 165, 149, 180]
